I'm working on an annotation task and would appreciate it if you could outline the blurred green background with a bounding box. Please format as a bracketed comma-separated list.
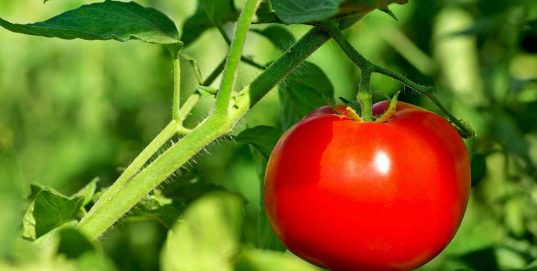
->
[1, 0, 537, 270]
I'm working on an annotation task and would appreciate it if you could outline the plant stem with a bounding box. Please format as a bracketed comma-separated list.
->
[172, 55, 181, 121]
[426, 94, 474, 138]
[78, 121, 177, 228]
[327, 25, 370, 68]
[217, 25, 267, 70]
[78, 26, 333, 239]
[358, 68, 373, 121]
[248, 27, 331, 105]
[327, 26, 475, 137]
[78, 116, 229, 238]
[241, 56, 266, 70]
[181, 54, 204, 84]
[215, 0, 260, 116]
[177, 94, 200, 125]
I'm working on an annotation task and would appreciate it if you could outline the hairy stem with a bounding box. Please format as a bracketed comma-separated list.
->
[215, 0, 260, 115]
[177, 94, 200, 125]
[358, 68, 373, 121]
[78, 120, 177, 229]
[218, 25, 267, 72]
[248, 27, 331, 105]
[172, 56, 181, 121]
[78, 116, 228, 238]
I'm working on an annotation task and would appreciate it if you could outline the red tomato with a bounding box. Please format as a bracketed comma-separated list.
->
[264, 101, 470, 271]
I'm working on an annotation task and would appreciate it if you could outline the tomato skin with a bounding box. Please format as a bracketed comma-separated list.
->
[264, 101, 470, 271]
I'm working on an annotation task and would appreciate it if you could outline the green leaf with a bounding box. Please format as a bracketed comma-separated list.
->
[378, 7, 398, 20]
[235, 126, 281, 159]
[127, 190, 183, 228]
[28, 184, 46, 201]
[234, 248, 321, 271]
[162, 174, 225, 203]
[199, 0, 237, 24]
[161, 192, 244, 271]
[0, 1, 182, 46]
[181, 1, 238, 47]
[279, 61, 334, 129]
[134, 174, 226, 228]
[338, 0, 408, 18]
[233, 126, 285, 251]
[23, 187, 84, 240]
[272, 0, 407, 24]
[74, 177, 99, 206]
[181, 5, 213, 47]
[256, 209, 286, 251]
[256, 1, 282, 24]
[253, 25, 296, 52]
[272, 0, 343, 24]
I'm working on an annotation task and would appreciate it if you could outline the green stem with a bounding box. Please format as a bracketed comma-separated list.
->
[78, 116, 229, 239]
[358, 68, 373, 121]
[177, 94, 200, 125]
[215, 0, 260, 116]
[426, 94, 474, 138]
[327, 25, 370, 68]
[181, 54, 203, 84]
[78, 121, 177, 229]
[241, 56, 266, 70]
[172, 56, 181, 121]
[248, 27, 331, 105]
[78, 26, 333, 239]
[327, 26, 475, 137]
[217, 25, 267, 71]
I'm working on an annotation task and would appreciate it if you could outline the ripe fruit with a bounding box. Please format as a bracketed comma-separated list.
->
[264, 101, 470, 270]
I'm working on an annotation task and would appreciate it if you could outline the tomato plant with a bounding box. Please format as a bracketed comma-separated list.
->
[0, 0, 535, 270]
[265, 101, 470, 270]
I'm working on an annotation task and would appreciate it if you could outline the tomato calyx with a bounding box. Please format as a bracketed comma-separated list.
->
[344, 106, 363, 121]
[374, 91, 400, 123]
[337, 92, 400, 123]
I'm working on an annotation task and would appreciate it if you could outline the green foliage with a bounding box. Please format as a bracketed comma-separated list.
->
[272, 0, 344, 24]
[235, 126, 281, 159]
[160, 192, 244, 271]
[73, 178, 99, 206]
[23, 186, 84, 240]
[0, 1, 181, 47]
[279, 61, 334, 129]
[272, 0, 407, 23]
[198, 0, 237, 24]
[159, 192, 318, 271]
[181, 1, 238, 46]
[253, 25, 296, 52]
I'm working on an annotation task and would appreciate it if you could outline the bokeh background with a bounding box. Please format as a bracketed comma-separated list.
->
[1, 0, 536, 270]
